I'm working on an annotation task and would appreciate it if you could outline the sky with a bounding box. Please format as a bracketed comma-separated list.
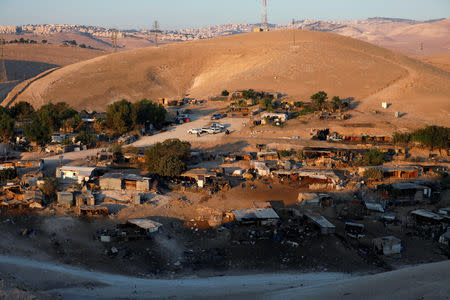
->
[1, 0, 449, 29]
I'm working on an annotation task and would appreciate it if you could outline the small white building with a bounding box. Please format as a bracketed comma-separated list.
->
[56, 166, 97, 184]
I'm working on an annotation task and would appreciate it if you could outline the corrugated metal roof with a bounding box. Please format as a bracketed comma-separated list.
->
[232, 208, 279, 221]
[127, 219, 163, 232]
[305, 213, 335, 229]
[411, 209, 443, 221]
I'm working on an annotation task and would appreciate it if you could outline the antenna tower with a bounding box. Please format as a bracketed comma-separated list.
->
[111, 29, 118, 52]
[262, 0, 268, 29]
[151, 21, 162, 47]
[0, 39, 7, 82]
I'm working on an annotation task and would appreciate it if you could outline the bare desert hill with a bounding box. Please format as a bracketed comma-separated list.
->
[0, 43, 105, 103]
[3, 29, 450, 127]
[415, 53, 450, 72]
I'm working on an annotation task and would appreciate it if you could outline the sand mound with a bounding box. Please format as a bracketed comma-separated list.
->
[4, 29, 450, 126]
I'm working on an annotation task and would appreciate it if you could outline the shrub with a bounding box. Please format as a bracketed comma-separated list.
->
[221, 90, 229, 97]
[279, 150, 293, 157]
[363, 149, 385, 166]
[363, 168, 383, 180]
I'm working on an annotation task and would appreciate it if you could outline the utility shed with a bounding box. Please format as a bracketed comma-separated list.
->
[304, 213, 335, 235]
[57, 192, 73, 206]
[232, 208, 280, 226]
[127, 219, 163, 234]
[373, 236, 402, 255]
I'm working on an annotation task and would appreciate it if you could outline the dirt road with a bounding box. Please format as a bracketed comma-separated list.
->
[0, 254, 348, 299]
[0, 254, 449, 299]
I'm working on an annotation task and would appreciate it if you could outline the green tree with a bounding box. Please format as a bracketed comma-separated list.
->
[392, 132, 411, 144]
[363, 149, 385, 166]
[331, 96, 343, 111]
[75, 130, 96, 146]
[221, 90, 230, 97]
[0, 110, 15, 140]
[156, 155, 186, 177]
[134, 99, 166, 128]
[145, 139, 190, 176]
[23, 116, 51, 145]
[411, 125, 449, 152]
[106, 99, 137, 134]
[310, 91, 328, 111]
[10, 101, 35, 121]
[363, 168, 383, 180]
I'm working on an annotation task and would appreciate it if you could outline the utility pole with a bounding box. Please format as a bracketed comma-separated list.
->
[111, 29, 118, 52]
[151, 21, 162, 47]
[0, 38, 7, 83]
[292, 19, 296, 46]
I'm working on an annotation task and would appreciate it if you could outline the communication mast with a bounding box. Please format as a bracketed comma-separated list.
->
[262, 0, 268, 29]
[151, 21, 162, 47]
[0, 38, 7, 82]
[111, 29, 118, 52]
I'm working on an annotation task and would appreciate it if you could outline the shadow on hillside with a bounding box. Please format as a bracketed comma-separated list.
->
[4, 60, 60, 81]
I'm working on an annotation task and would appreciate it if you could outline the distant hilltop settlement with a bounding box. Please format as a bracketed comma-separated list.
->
[0, 88, 448, 272]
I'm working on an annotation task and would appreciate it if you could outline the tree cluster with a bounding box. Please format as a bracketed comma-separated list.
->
[106, 99, 166, 135]
[144, 139, 190, 177]
[310, 91, 346, 112]
[393, 126, 449, 152]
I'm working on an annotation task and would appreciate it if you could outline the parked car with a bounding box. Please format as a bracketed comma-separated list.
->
[203, 127, 222, 134]
[211, 113, 225, 120]
[210, 123, 225, 130]
[188, 128, 204, 134]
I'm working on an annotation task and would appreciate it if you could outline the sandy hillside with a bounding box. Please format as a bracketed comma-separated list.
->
[415, 53, 450, 72]
[334, 18, 450, 55]
[3, 29, 450, 126]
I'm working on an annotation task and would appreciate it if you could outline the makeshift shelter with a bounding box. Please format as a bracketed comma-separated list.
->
[304, 212, 335, 235]
[180, 168, 217, 188]
[373, 236, 402, 255]
[126, 218, 163, 234]
[231, 208, 280, 226]
[297, 193, 333, 207]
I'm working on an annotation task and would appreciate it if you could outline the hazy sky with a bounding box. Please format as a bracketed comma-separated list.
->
[1, 0, 449, 29]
